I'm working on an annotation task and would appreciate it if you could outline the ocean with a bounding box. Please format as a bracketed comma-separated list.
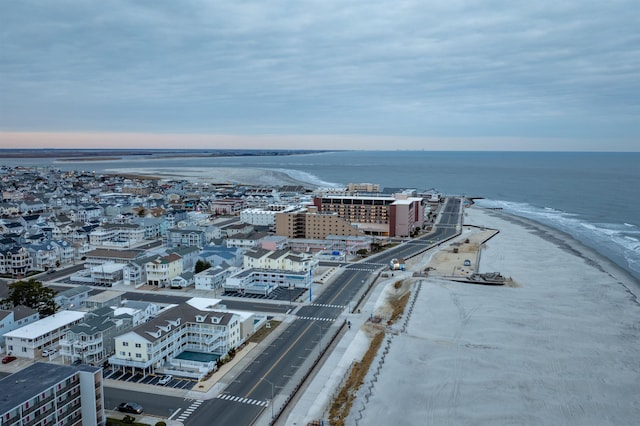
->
[4, 150, 640, 281]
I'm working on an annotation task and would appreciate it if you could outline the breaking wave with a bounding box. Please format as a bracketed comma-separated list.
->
[475, 199, 640, 281]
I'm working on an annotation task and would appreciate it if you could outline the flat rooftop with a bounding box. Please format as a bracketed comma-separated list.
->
[0, 362, 99, 413]
[3, 310, 86, 340]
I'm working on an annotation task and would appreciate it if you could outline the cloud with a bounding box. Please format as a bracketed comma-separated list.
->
[1, 0, 639, 149]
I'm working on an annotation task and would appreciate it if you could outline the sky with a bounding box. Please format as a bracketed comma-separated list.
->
[1, 0, 639, 151]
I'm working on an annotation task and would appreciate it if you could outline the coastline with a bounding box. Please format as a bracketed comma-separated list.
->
[346, 206, 640, 425]
[104, 166, 320, 188]
[480, 207, 640, 292]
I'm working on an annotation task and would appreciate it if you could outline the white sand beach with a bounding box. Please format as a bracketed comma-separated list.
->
[105, 166, 317, 188]
[340, 207, 640, 425]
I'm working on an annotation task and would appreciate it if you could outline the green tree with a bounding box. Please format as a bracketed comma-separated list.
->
[7, 278, 58, 317]
[195, 260, 212, 273]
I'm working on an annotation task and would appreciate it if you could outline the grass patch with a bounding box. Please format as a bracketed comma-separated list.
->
[247, 320, 281, 344]
[388, 291, 411, 325]
[328, 331, 385, 426]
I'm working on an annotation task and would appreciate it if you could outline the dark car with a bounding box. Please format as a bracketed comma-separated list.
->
[2, 355, 17, 364]
[118, 402, 143, 414]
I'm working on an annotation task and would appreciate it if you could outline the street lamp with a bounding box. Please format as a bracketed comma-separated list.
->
[262, 377, 274, 420]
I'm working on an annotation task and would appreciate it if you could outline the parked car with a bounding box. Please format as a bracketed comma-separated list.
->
[2, 355, 17, 364]
[117, 402, 144, 414]
[158, 375, 173, 385]
[42, 347, 57, 357]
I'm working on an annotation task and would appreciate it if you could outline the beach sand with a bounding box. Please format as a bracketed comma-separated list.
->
[349, 207, 640, 426]
[105, 166, 317, 188]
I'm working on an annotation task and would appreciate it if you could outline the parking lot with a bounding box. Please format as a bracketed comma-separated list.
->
[103, 368, 197, 390]
[223, 286, 307, 301]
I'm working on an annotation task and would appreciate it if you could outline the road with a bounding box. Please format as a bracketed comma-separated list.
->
[185, 197, 462, 425]
[102, 197, 462, 425]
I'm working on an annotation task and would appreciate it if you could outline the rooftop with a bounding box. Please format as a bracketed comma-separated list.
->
[0, 362, 99, 414]
[4, 310, 86, 340]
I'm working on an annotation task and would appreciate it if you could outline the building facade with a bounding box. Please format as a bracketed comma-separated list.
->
[108, 302, 241, 379]
[3, 311, 86, 359]
[0, 362, 104, 426]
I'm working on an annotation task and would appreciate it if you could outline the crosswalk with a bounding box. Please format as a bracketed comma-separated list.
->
[175, 399, 203, 423]
[296, 316, 335, 322]
[217, 393, 268, 407]
[309, 303, 345, 309]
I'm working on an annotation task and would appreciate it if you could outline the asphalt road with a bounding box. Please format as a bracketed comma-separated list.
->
[104, 386, 192, 419]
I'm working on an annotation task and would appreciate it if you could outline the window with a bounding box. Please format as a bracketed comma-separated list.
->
[135, 353, 142, 358]
[122, 342, 128, 346]
[135, 343, 141, 348]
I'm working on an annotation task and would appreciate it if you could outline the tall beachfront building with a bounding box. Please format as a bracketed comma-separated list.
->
[275, 194, 426, 238]
[0, 362, 104, 426]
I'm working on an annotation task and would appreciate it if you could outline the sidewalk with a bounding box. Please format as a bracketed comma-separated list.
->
[267, 271, 413, 426]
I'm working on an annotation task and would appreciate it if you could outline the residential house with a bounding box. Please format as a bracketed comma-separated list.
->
[194, 264, 237, 292]
[225, 231, 269, 250]
[54, 286, 92, 310]
[145, 253, 183, 287]
[0, 305, 39, 353]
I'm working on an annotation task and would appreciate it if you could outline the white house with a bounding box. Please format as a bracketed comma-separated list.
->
[108, 303, 241, 379]
[0, 305, 39, 353]
[3, 310, 86, 358]
[194, 264, 238, 291]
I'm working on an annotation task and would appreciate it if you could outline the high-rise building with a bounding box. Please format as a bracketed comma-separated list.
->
[0, 362, 104, 426]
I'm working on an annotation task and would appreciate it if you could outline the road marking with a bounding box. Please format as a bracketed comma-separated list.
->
[309, 303, 345, 308]
[244, 320, 319, 397]
[296, 316, 335, 322]
[175, 399, 203, 422]
[218, 393, 268, 407]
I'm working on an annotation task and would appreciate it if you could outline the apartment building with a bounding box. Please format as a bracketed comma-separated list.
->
[311, 194, 426, 237]
[3, 311, 86, 358]
[224, 268, 312, 295]
[243, 248, 316, 273]
[59, 309, 132, 366]
[108, 302, 241, 379]
[0, 362, 104, 426]
[275, 208, 365, 240]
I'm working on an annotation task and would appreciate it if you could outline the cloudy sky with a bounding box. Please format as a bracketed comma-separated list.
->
[1, 0, 639, 151]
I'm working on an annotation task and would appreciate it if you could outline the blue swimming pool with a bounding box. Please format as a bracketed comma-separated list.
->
[175, 351, 220, 363]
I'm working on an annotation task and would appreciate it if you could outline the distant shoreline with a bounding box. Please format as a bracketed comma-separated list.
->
[0, 149, 336, 160]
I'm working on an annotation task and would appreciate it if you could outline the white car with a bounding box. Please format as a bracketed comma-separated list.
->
[158, 375, 173, 385]
[42, 347, 57, 357]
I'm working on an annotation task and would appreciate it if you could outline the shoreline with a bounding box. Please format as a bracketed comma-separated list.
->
[103, 166, 320, 189]
[349, 206, 640, 425]
[478, 206, 640, 291]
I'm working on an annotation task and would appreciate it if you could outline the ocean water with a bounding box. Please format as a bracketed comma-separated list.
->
[4, 151, 640, 281]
